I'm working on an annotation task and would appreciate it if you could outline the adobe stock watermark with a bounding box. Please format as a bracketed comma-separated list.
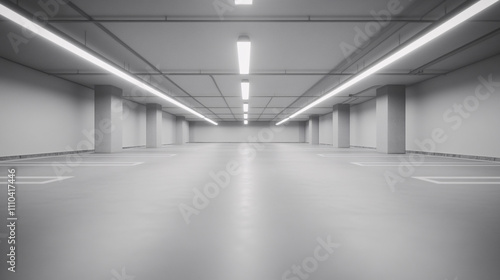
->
[178, 118, 289, 225]
[340, 0, 410, 60]
[212, 0, 236, 20]
[282, 235, 340, 280]
[111, 267, 135, 280]
[384, 74, 499, 191]
[7, 0, 68, 54]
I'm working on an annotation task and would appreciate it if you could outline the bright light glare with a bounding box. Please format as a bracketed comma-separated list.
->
[276, 118, 290, 126]
[277, 0, 499, 125]
[0, 3, 218, 125]
[241, 80, 250, 100]
[244, 120, 248, 125]
[237, 36, 251, 74]
[235, 0, 253, 4]
[244, 114, 248, 119]
[243, 103, 249, 112]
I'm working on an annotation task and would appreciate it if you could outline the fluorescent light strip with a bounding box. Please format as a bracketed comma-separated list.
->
[241, 80, 250, 100]
[277, 0, 498, 125]
[235, 0, 253, 5]
[244, 120, 249, 125]
[0, 4, 218, 126]
[244, 113, 248, 119]
[237, 36, 251, 74]
[243, 103, 249, 112]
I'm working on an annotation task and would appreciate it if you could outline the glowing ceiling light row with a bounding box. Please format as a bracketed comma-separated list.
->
[0, 3, 218, 126]
[238, 35, 251, 124]
[276, 0, 499, 125]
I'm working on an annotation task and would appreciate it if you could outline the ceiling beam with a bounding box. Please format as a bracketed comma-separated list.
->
[410, 27, 500, 74]
[20, 17, 500, 23]
[46, 71, 443, 76]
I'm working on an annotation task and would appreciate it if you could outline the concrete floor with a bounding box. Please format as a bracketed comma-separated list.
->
[1, 143, 500, 280]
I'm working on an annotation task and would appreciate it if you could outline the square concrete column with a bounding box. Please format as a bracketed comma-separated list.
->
[176, 116, 189, 144]
[146, 103, 163, 148]
[94, 85, 123, 153]
[376, 85, 406, 154]
[332, 104, 350, 148]
[308, 115, 319, 145]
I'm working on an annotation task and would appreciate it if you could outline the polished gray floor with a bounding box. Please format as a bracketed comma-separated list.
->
[1, 143, 500, 280]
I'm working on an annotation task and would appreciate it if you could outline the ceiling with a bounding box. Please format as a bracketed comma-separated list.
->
[1, 0, 499, 123]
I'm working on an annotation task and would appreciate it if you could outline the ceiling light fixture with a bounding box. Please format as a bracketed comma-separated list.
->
[244, 114, 248, 120]
[237, 35, 251, 75]
[0, 3, 218, 126]
[276, 0, 498, 125]
[235, 0, 253, 5]
[244, 120, 249, 125]
[243, 103, 249, 113]
[241, 80, 250, 100]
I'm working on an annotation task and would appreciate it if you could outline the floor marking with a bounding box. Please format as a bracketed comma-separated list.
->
[81, 154, 176, 158]
[0, 153, 94, 163]
[351, 162, 500, 167]
[410, 154, 498, 163]
[319, 154, 402, 158]
[0, 162, 144, 167]
[0, 176, 74, 184]
[413, 176, 500, 185]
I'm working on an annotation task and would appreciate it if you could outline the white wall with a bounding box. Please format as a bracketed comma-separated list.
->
[319, 113, 333, 145]
[0, 58, 94, 157]
[189, 122, 305, 143]
[350, 99, 377, 148]
[406, 55, 500, 158]
[122, 100, 146, 148]
[162, 112, 176, 145]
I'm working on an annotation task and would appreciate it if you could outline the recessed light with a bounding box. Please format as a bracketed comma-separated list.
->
[241, 80, 250, 100]
[235, 0, 253, 5]
[243, 103, 249, 112]
[237, 35, 251, 75]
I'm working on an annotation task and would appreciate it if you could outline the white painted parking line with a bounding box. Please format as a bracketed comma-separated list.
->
[413, 177, 500, 185]
[0, 162, 144, 167]
[81, 154, 176, 158]
[319, 154, 401, 158]
[351, 162, 500, 167]
[0, 176, 74, 184]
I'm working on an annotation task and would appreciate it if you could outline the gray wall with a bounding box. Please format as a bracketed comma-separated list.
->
[319, 113, 333, 145]
[162, 112, 177, 145]
[123, 103, 177, 147]
[406, 55, 500, 158]
[0, 58, 94, 157]
[189, 122, 305, 143]
[304, 121, 310, 143]
[350, 99, 377, 148]
[0, 59, 181, 157]
[122, 100, 146, 148]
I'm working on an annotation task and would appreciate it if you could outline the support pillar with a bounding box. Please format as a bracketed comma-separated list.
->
[146, 103, 163, 148]
[308, 115, 319, 145]
[376, 85, 406, 154]
[94, 85, 123, 153]
[176, 116, 189, 144]
[332, 104, 350, 148]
